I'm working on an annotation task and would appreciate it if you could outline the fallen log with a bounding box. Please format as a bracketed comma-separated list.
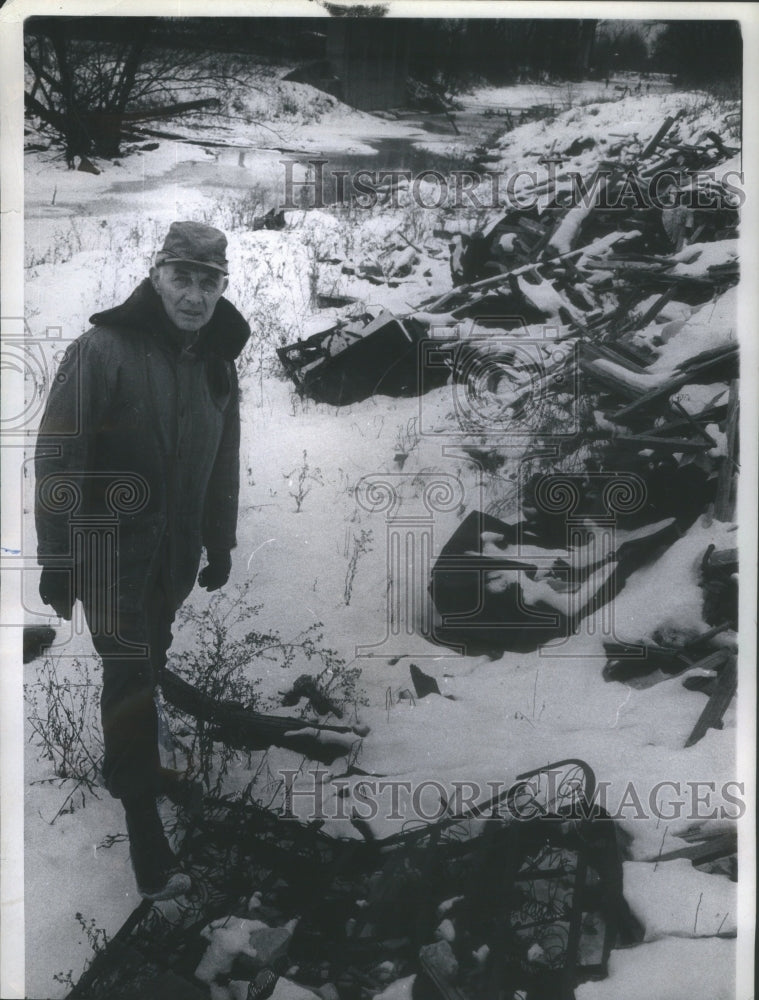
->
[161, 667, 367, 765]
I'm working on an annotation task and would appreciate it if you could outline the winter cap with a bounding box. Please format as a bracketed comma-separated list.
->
[155, 221, 229, 274]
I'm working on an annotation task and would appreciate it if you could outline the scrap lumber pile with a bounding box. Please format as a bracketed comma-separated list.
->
[278, 110, 740, 447]
[67, 761, 641, 1000]
[417, 112, 741, 746]
[277, 108, 742, 754]
[597, 538, 738, 752]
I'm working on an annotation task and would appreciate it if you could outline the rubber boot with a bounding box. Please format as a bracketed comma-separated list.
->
[122, 793, 191, 901]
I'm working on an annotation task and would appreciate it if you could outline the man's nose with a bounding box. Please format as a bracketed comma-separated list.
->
[183, 279, 204, 303]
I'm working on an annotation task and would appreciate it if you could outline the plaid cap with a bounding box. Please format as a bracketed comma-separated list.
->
[155, 221, 229, 274]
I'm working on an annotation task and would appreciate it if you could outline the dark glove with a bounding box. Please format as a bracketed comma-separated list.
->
[198, 550, 231, 591]
[39, 566, 73, 620]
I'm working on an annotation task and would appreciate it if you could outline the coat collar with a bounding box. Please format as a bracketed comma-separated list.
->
[89, 278, 250, 361]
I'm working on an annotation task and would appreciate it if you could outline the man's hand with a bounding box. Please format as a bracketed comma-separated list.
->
[39, 567, 73, 620]
[198, 550, 231, 591]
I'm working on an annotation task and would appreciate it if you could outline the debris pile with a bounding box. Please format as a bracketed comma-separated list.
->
[422, 109, 740, 744]
[66, 761, 643, 1000]
[430, 511, 681, 655]
[277, 109, 741, 473]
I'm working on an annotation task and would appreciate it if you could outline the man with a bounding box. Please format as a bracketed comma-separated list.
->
[35, 221, 250, 900]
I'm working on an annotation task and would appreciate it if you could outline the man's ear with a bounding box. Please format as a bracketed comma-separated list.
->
[149, 265, 161, 292]
[221, 275, 229, 294]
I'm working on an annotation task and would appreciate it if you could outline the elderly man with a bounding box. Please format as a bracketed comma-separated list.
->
[35, 221, 250, 900]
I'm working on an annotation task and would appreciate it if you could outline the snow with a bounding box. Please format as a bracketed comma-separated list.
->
[548, 194, 602, 254]
[18, 64, 747, 1000]
[576, 938, 735, 1000]
[195, 918, 262, 984]
[648, 287, 738, 375]
[622, 859, 736, 941]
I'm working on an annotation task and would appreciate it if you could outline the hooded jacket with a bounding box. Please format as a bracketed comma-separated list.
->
[35, 278, 250, 615]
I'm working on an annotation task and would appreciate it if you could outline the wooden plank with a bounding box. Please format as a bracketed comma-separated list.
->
[614, 434, 711, 453]
[642, 121, 684, 157]
[672, 400, 718, 446]
[714, 379, 739, 521]
[682, 648, 732, 674]
[614, 348, 738, 422]
[640, 406, 725, 440]
[684, 654, 737, 747]
[581, 341, 650, 374]
[579, 359, 646, 402]
[624, 285, 679, 331]
[656, 831, 737, 864]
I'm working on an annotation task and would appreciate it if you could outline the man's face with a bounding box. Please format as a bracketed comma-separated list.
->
[150, 262, 228, 332]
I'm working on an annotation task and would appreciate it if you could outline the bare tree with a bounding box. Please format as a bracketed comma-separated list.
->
[24, 19, 233, 165]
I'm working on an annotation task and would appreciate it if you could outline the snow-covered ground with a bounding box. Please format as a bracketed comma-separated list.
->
[20, 68, 747, 999]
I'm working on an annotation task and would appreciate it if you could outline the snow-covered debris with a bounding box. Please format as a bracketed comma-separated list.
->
[195, 917, 262, 984]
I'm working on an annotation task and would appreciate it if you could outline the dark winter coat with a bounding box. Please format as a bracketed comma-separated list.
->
[35, 278, 250, 614]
